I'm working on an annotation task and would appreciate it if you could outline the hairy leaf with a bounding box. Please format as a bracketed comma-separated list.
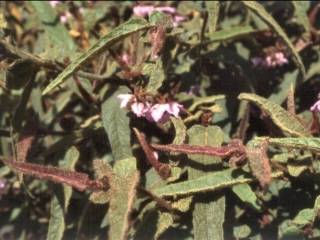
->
[144, 58, 166, 94]
[238, 93, 310, 137]
[153, 169, 283, 197]
[42, 18, 150, 95]
[108, 158, 139, 240]
[101, 87, 132, 161]
[189, 95, 225, 112]
[255, 137, 320, 153]
[187, 125, 225, 240]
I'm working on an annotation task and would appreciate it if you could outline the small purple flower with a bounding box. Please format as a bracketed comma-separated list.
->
[310, 94, 320, 113]
[117, 94, 183, 123]
[147, 102, 183, 123]
[0, 179, 6, 190]
[133, 5, 155, 17]
[133, 4, 185, 26]
[131, 102, 150, 117]
[252, 51, 288, 68]
[60, 11, 72, 23]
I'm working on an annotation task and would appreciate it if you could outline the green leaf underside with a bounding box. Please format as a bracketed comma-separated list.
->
[47, 147, 79, 240]
[238, 93, 310, 137]
[42, 18, 150, 95]
[242, 1, 306, 80]
[101, 87, 132, 161]
[153, 169, 283, 197]
[187, 125, 225, 240]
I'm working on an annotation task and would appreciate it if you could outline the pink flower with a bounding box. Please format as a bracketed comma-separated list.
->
[49, 0, 60, 7]
[131, 102, 149, 117]
[60, 11, 72, 23]
[252, 51, 288, 68]
[310, 94, 320, 112]
[117, 94, 183, 123]
[147, 102, 183, 123]
[133, 4, 185, 26]
[133, 5, 155, 17]
[117, 94, 134, 108]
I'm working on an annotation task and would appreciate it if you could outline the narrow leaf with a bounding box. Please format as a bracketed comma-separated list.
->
[101, 87, 132, 161]
[171, 117, 187, 145]
[187, 125, 225, 240]
[108, 158, 139, 240]
[42, 18, 150, 95]
[204, 26, 265, 45]
[292, 1, 311, 40]
[238, 93, 310, 137]
[207, 1, 220, 34]
[153, 169, 283, 197]
[255, 137, 320, 153]
[242, 1, 306, 80]
[232, 184, 261, 211]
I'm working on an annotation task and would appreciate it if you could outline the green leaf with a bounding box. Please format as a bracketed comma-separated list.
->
[242, 1, 306, 80]
[232, 184, 261, 211]
[171, 117, 187, 145]
[268, 70, 298, 105]
[206, 1, 220, 34]
[292, 1, 311, 40]
[153, 169, 283, 197]
[238, 93, 310, 137]
[108, 157, 139, 240]
[42, 18, 150, 95]
[101, 87, 132, 161]
[187, 125, 225, 240]
[292, 208, 315, 226]
[255, 137, 320, 153]
[233, 224, 251, 239]
[30, 1, 76, 57]
[144, 58, 166, 94]
[189, 95, 225, 112]
[47, 147, 80, 240]
[155, 212, 174, 240]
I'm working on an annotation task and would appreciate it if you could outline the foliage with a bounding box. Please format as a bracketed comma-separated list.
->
[0, 1, 320, 239]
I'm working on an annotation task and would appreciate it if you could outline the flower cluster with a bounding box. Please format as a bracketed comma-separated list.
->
[133, 5, 185, 27]
[252, 51, 288, 68]
[118, 94, 183, 123]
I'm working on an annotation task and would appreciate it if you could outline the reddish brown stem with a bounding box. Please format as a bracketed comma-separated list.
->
[1, 159, 108, 192]
[133, 128, 171, 180]
[151, 140, 245, 158]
